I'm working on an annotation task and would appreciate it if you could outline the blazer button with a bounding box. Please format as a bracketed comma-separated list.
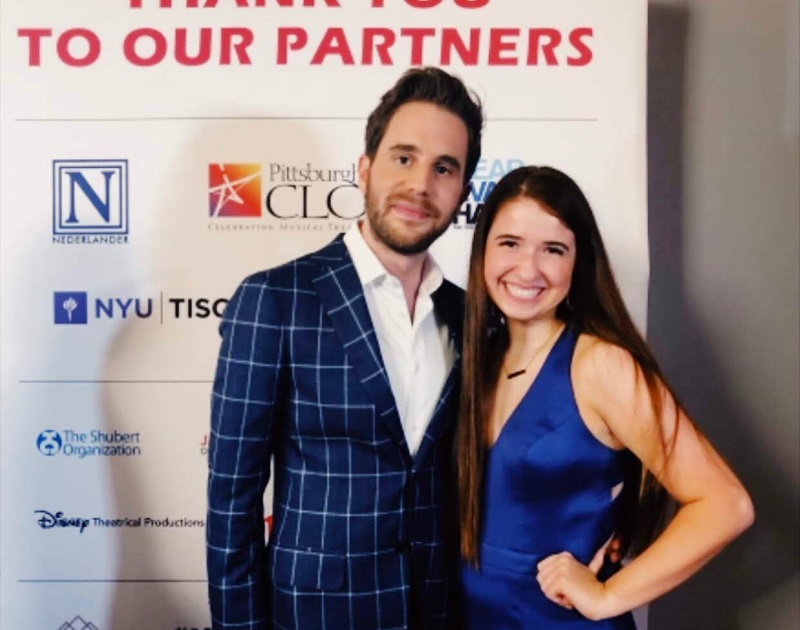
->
[393, 540, 410, 553]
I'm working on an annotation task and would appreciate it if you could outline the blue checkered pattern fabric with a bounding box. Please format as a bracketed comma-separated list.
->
[207, 235, 463, 630]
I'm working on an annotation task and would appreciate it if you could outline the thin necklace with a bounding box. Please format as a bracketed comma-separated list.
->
[503, 323, 565, 379]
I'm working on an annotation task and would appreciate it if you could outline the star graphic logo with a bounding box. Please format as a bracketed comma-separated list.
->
[58, 615, 101, 630]
[209, 163, 261, 218]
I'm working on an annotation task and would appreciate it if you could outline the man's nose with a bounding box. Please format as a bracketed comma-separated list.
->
[406, 164, 432, 195]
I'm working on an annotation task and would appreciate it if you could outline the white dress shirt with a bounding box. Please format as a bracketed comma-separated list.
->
[343, 222, 455, 456]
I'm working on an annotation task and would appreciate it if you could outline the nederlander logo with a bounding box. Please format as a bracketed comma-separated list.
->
[52, 159, 129, 244]
[208, 161, 363, 232]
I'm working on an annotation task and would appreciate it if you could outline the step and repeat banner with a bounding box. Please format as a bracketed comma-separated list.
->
[0, 1, 647, 628]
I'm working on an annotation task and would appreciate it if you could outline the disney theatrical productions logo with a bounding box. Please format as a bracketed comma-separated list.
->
[35, 510, 91, 533]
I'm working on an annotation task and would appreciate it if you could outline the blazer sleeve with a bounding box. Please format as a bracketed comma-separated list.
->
[206, 275, 285, 630]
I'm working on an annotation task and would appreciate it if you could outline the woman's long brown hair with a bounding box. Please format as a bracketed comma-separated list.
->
[456, 166, 677, 566]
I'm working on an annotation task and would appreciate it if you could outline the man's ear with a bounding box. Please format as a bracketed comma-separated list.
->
[357, 155, 371, 194]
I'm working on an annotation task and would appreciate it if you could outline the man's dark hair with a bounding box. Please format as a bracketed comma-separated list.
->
[364, 67, 484, 184]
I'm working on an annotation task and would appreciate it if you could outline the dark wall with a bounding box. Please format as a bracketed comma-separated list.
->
[646, 1, 799, 628]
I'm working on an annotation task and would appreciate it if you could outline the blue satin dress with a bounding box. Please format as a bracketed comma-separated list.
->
[460, 328, 636, 629]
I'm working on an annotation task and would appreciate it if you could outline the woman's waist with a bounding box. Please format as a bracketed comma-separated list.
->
[477, 522, 615, 574]
[475, 541, 547, 576]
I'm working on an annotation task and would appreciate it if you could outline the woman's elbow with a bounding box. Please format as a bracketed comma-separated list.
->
[728, 486, 755, 535]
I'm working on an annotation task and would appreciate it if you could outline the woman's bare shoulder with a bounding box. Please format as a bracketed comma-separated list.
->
[573, 333, 639, 388]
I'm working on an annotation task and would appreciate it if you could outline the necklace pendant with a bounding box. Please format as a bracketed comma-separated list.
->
[506, 369, 526, 379]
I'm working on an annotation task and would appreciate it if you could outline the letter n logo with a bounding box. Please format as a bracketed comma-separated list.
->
[53, 159, 129, 236]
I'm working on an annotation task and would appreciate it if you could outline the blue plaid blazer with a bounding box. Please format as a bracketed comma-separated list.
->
[207, 234, 464, 630]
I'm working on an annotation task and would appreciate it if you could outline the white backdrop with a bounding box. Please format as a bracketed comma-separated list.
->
[0, 1, 648, 628]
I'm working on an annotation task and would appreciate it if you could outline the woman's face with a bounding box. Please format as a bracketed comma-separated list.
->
[483, 196, 576, 327]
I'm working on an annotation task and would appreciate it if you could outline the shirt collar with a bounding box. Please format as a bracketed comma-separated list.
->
[343, 221, 444, 294]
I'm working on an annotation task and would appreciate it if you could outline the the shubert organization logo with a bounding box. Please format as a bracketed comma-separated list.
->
[52, 159, 129, 244]
[36, 429, 64, 456]
[58, 615, 100, 630]
[209, 163, 262, 218]
[36, 429, 142, 459]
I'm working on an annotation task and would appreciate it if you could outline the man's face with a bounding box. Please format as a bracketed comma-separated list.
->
[358, 101, 469, 255]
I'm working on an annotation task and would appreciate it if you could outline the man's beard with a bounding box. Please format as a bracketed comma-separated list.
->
[364, 183, 453, 256]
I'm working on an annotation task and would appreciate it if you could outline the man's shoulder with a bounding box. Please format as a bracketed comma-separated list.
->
[237, 235, 350, 291]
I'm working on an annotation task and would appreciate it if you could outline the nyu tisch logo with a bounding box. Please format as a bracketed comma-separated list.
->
[52, 291, 227, 325]
[58, 616, 100, 630]
[54, 292, 88, 325]
[209, 163, 261, 217]
[53, 159, 129, 242]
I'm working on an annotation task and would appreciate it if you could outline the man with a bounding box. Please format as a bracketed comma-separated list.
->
[206, 67, 484, 630]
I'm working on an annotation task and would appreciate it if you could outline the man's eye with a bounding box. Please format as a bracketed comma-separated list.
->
[435, 164, 453, 175]
[396, 155, 411, 165]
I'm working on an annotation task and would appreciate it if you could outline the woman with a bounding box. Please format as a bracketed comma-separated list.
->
[456, 166, 753, 628]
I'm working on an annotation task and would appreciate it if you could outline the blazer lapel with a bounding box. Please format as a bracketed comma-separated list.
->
[310, 236, 411, 462]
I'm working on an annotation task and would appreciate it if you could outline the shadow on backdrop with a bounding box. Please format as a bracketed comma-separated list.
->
[646, 4, 799, 629]
[100, 117, 330, 629]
